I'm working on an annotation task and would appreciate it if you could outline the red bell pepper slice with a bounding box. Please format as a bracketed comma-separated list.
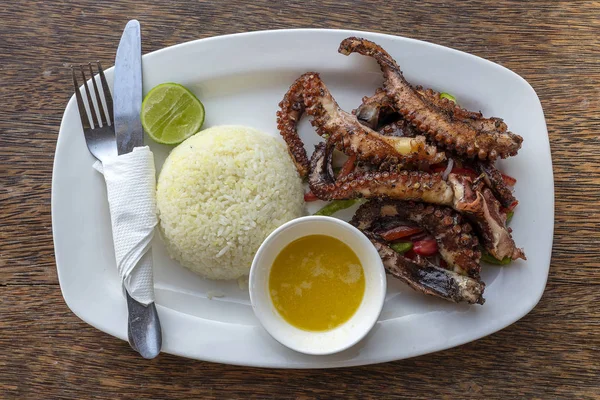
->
[304, 191, 319, 202]
[337, 154, 357, 179]
[501, 173, 517, 187]
[380, 226, 424, 241]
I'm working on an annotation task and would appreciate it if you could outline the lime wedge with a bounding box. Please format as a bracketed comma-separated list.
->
[141, 83, 205, 145]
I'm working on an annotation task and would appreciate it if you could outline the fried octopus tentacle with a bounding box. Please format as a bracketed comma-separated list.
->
[353, 89, 397, 130]
[476, 161, 518, 208]
[338, 37, 523, 161]
[276, 73, 311, 178]
[449, 174, 525, 260]
[415, 87, 509, 135]
[301, 73, 445, 168]
[353, 92, 418, 138]
[309, 143, 525, 260]
[415, 87, 483, 120]
[363, 232, 485, 305]
[357, 89, 509, 140]
[352, 200, 481, 278]
[308, 142, 455, 205]
[377, 119, 419, 138]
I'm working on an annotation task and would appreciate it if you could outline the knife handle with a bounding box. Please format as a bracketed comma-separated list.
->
[126, 291, 162, 359]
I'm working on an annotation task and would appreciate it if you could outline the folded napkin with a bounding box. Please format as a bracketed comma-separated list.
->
[94, 146, 157, 305]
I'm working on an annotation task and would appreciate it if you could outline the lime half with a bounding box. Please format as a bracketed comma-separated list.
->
[141, 83, 205, 145]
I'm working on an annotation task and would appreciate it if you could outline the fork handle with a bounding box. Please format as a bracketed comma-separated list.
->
[126, 291, 162, 359]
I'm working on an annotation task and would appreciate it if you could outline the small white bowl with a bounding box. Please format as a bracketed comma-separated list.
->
[249, 216, 386, 355]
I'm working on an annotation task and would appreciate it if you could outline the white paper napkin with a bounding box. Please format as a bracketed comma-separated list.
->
[94, 146, 157, 305]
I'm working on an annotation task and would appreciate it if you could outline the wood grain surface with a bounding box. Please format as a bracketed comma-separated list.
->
[1, 0, 599, 398]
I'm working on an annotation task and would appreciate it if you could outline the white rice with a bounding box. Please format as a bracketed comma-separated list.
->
[156, 125, 304, 280]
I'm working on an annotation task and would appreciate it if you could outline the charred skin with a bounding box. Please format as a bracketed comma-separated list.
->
[476, 161, 518, 208]
[415, 87, 509, 135]
[276, 73, 311, 178]
[353, 89, 398, 130]
[276, 72, 446, 177]
[450, 174, 525, 260]
[363, 232, 485, 305]
[301, 73, 446, 169]
[355, 90, 516, 201]
[352, 200, 481, 278]
[338, 37, 523, 161]
[377, 118, 419, 138]
[353, 91, 420, 138]
[309, 143, 525, 260]
[357, 87, 508, 136]
[416, 87, 484, 121]
[308, 142, 455, 205]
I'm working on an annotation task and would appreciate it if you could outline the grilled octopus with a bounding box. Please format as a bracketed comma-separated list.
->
[416, 87, 509, 135]
[277, 73, 445, 178]
[275, 37, 526, 306]
[355, 88, 508, 136]
[339, 37, 523, 161]
[364, 232, 485, 304]
[277, 73, 310, 177]
[351, 200, 485, 304]
[354, 89, 398, 130]
[476, 161, 518, 208]
[352, 200, 481, 278]
[354, 93, 518, 208]
[309, 142, 525, 261]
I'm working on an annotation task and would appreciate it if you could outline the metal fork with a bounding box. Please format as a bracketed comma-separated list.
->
[71, 62, 117, 162]
[71, 63, 162, 359]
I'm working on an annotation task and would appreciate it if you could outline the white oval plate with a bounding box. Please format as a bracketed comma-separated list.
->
[52, 29, 553, 368]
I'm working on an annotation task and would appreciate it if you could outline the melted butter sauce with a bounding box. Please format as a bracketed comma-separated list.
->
[269, 235, 365, 331]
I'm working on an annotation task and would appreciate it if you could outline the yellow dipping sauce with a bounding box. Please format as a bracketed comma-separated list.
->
[269, 235, 365, 331]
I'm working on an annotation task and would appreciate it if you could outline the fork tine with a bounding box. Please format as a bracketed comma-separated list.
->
[88, 63, 108, 127]
[97, 62, 114, 126]
[71, 66, 91, 130]
[79, 64, 99, 128]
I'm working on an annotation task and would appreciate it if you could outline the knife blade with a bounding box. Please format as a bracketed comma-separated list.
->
[113, 19, 162, 359]
[114, 19, 143, 155]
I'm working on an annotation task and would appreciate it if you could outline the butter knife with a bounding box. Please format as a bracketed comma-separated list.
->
[114, 19, 162, 359]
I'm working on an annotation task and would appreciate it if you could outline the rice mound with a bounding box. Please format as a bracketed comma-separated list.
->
[156, 125, 304, 280]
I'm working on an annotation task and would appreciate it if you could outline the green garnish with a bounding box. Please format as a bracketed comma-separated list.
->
[481, 252, 512, 265]
[314, 199, 360, 216]
[390, 242, 413, 254]
[506, 210, 514, 224]
[440, 92, 457, 103]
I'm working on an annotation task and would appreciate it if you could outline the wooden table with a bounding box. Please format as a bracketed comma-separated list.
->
[2, 1, 599, 398]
